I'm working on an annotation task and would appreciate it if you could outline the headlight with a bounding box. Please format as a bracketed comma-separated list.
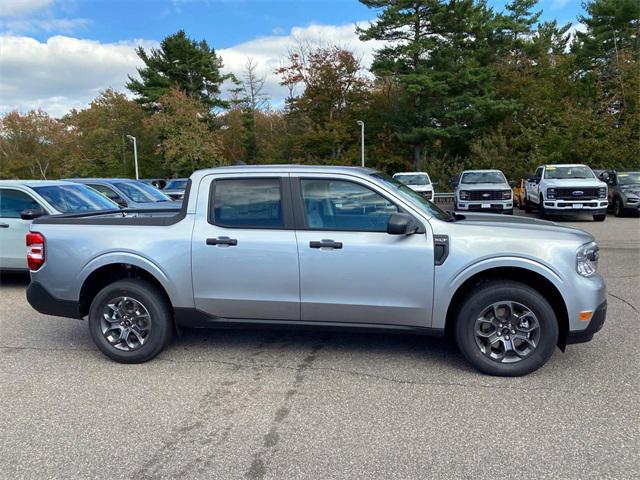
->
[460, 191, 469, 200]
[598, 187, 606, 198]
[576, 241, 599, 277]
[547, 188, 556, 199]
[502, 190, 511, 200]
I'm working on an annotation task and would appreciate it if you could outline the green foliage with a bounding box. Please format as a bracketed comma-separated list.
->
[2, 2, 638, 181]
[126, 30, 231, 110]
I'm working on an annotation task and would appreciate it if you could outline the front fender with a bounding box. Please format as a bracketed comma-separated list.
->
[432, 255, 568, 330]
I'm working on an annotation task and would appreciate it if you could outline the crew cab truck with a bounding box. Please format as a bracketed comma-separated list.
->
[524, 164, 608, 221]
[453, 170, 513, 215]
[26, 166, 607, 376]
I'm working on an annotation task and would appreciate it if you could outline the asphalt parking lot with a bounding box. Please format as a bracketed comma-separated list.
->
[1, 211, 638, 480]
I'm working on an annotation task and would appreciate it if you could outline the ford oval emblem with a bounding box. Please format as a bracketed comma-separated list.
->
[572, 190, 584, 196]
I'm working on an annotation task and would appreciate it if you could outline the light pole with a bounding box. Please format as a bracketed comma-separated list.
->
[356, 120, 365, 167]
[126, 135, 139, 180]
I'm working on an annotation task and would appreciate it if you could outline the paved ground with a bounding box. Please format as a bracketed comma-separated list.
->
[1, 211, 638, 480]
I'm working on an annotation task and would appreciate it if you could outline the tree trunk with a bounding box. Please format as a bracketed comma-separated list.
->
[414, 144, 422, 170]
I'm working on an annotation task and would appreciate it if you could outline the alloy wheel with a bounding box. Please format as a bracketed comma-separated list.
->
[100, 296, 152, 351]
[474, 301, 541, 363]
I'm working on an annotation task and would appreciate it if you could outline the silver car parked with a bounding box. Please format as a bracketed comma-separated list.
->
[26, 166, 606, 376]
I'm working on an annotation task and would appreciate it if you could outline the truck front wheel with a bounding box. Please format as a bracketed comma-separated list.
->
[593, 214, 606, 222]
[454, 280, 559, 376]
[88, 279, 173, 363]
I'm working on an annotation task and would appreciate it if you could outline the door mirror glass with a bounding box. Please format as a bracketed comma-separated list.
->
[20, 208, 47, 220]
[387, 213, 419, 235]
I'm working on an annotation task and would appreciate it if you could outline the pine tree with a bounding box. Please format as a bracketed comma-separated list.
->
[127, 30, 231, 111]
[358, 0, 513, 169]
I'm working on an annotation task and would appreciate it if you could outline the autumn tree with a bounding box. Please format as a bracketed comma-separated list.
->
[62, 89, 161, 178]
[277, 45, 370, 163]
[0, 110, 67, 179]
[146, 87, 225, 176]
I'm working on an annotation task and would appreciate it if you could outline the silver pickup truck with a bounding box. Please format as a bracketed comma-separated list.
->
[26, 166, 607, 376]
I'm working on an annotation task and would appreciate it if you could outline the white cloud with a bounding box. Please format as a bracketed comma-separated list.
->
[2, 17, 89, 34]
[0, 0, 53, 17]
[0, 35, 158, 117]
[0, 22, 384, 117]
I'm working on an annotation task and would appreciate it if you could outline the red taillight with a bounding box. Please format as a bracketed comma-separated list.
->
[26, 232, 45, 271]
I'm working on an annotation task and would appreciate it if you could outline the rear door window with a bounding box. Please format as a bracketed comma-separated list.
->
[210, 178, 284, 228]
[0, 189, 42, 218]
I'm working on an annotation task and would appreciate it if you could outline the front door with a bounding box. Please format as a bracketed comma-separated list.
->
[191, 174, 300, 321]
[292, 175, 435, 327]
[0, 188, 43, 270]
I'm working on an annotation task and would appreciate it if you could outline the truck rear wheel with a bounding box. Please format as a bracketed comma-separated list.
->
[454, 280, 558, 376]
[88, 279, 173, 363]
[524, 198, 532, 213]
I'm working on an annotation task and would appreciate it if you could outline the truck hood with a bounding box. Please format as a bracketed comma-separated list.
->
[542, 178, 606, 188]
[456, 213, 594, 242]
[459, 182, 509, 191]
[407, 185, 433, 192]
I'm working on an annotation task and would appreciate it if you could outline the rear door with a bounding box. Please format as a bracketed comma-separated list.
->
[291, 174, 435, 327]
[191, 173, 300, 320]
[0, 188, 43, 270]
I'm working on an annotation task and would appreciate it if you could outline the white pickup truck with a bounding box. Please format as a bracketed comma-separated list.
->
[524, 164, 608, 221]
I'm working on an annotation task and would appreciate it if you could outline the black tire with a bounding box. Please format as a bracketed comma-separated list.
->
[593, 214, 606, 222]
[538, 195, 546, 218]
[454, 280, 559, 376]
[524, 198, 532, 213]
[88, 279, 173, 363]
[613, 197, 624, 217]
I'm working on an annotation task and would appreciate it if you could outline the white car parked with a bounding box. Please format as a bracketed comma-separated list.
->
[0, 180, 119, 270]
[392, 172, 434, 200]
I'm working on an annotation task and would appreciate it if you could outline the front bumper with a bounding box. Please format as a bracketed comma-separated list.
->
[543, 199, 607, 214]
[26, 281, 82, 319]
[566, 300, 607, 344]
[456, 200, 512, 213]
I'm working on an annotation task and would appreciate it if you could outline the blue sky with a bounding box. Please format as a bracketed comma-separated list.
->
[0, 0, 586, 117]
[10, 0, 585, 46]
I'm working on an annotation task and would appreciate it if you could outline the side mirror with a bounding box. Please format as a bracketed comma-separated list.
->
[387, 213, 420, 235]
[115, 199, 128, 208]
[20, 208, 47, 220]
[601, 172, 610, 181]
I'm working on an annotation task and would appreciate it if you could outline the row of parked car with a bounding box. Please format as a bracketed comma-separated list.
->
[394, 165, 640, 221]
[0, 177, 186, 270]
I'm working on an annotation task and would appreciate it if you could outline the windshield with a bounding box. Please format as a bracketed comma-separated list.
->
[460, 171, 506, 184]
[394, 174, 430, 186]
[33, 184, 119, 213]
[544, 166, 594, 179]
[617, 172, 640, 185]
[372, 173, 450, 221]
[165, 179, 188, 190]
[115, 182, 171, 203]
